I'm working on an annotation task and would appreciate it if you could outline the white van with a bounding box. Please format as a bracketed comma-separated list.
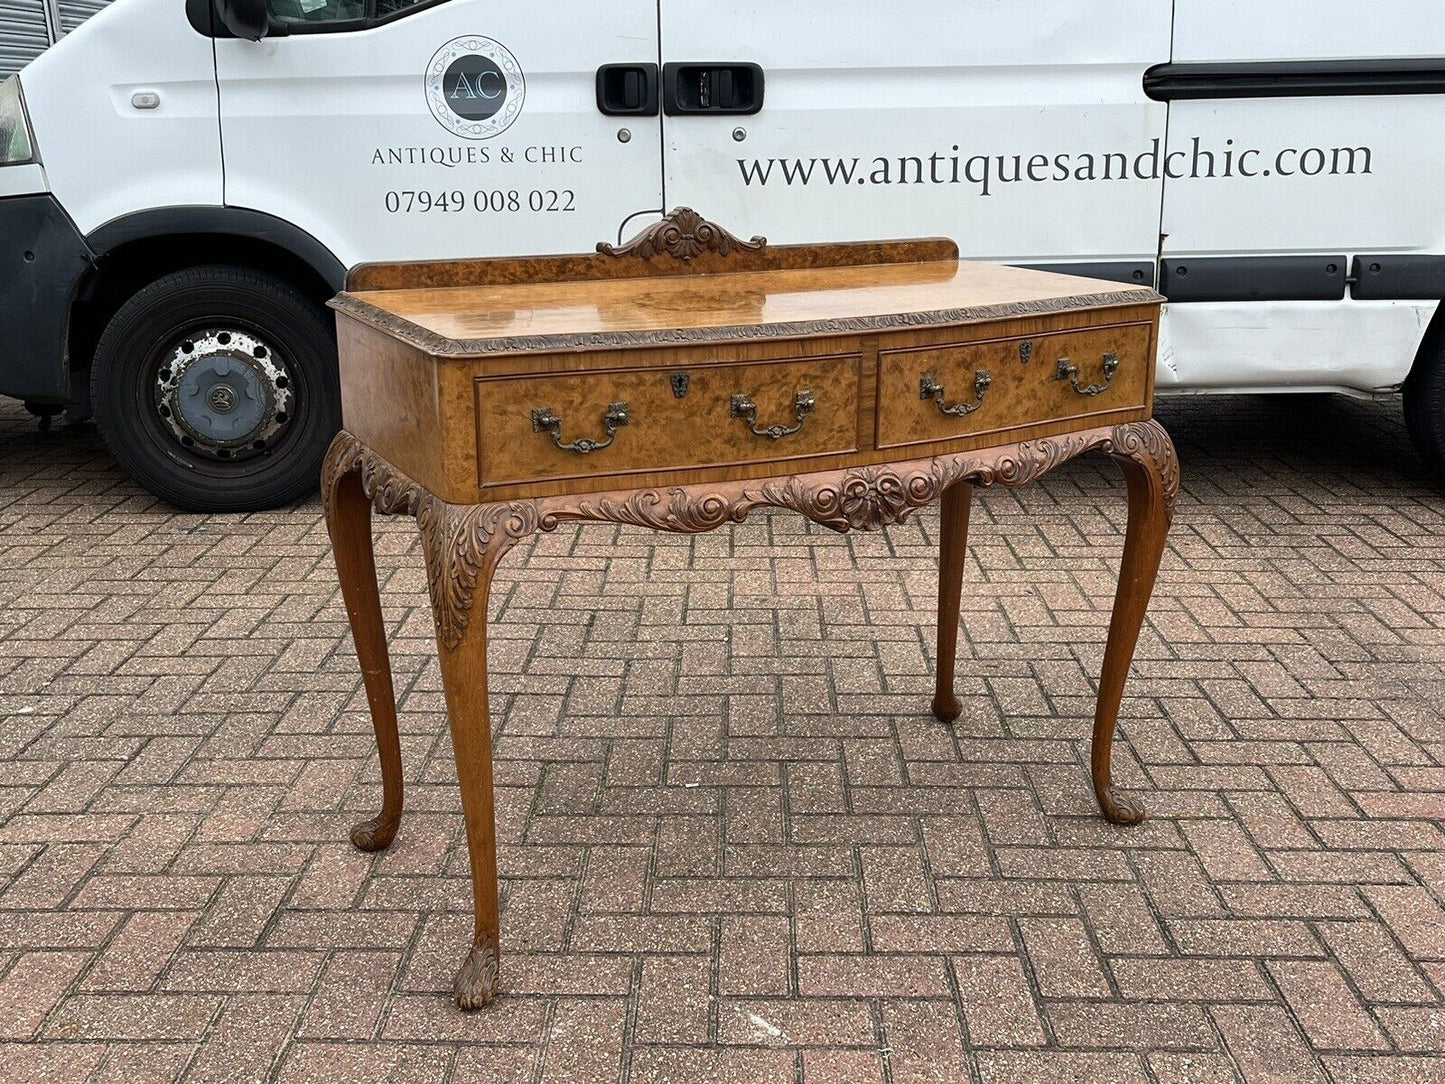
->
[2, 0, 1444, 509]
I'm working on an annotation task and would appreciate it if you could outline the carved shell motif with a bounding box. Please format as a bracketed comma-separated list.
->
[597, 207, 767, 261]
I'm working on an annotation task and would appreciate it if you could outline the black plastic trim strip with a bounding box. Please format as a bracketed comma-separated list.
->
[1016, 261, 1156, 289]
[1159, 256, 1346, 302]
[87, 206, 346, 291]
[1352, 255, 1445, 299]
[1145, 59, 1445, 101]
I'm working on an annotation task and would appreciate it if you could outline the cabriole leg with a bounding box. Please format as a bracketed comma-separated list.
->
[417, 500, 524, 1010]
[323, 447, 404, 853]
[434, 607, 501, 1009]
[932, 481, 973, 723]
[1092, 421, 1179, 824]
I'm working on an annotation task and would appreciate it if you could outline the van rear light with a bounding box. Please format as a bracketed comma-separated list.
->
[0, 76, 37, 166]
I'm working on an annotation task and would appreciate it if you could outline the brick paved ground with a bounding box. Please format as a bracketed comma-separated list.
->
[0, 392, 1443, 1084]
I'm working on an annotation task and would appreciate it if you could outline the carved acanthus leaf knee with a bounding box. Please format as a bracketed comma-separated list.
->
[1106, 419, 1180, 518]
[416, 499, 541, 651]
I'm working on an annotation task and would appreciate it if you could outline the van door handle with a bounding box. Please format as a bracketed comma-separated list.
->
[596, 64, 660, 116]
[662, 62, 764, 115]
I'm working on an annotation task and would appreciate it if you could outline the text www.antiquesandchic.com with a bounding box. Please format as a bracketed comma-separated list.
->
[737, 138, 1374, 195]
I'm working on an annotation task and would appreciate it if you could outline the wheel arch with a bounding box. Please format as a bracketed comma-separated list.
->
[69, 207, 346, 388]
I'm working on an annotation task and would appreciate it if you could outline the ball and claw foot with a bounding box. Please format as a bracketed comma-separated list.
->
[349, 812, 401, 852]
[931, 694, 962, 723]
[453, 936, 500, 1011]
[1096, 787, 1146, 826]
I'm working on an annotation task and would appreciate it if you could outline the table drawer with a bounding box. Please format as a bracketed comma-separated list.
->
[477, 354, 860, 486]
[876, 322, 1152, 451]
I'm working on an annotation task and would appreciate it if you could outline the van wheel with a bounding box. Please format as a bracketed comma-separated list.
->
[91, 265, 339, 512]
[1404, 329, 1445, 478]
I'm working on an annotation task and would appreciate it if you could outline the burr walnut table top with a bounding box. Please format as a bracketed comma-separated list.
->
[335, 257, 1159, 357]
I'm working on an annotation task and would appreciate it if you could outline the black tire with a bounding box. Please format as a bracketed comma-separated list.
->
[91, 265, 339, 512]
[1404, 326, 1445, 478]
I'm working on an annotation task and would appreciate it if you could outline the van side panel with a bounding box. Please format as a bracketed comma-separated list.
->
[1173, 0, 1445, 64]
[19, 0, 221, 234]
[1159, 1, 1445, 391]
[657, 1, 1171, 265]
[213, 0, 664, 268]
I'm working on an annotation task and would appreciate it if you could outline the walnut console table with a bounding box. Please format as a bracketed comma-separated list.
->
[321, 209, 1177, 1009]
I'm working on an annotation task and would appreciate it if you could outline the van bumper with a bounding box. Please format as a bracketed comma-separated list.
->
[0, 193, 94, 403]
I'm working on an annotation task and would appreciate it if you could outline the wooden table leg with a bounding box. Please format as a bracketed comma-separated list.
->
[932, 481, 973, 723]
[1092, 421, 1179, 824]
[415, 499, 539, 1010]
[323, 450, 404, 853]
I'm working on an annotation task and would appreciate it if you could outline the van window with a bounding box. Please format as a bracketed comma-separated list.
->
[267, 0, 443, 30]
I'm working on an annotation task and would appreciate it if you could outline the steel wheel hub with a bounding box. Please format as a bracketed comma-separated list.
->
[154, 329, 294, 461]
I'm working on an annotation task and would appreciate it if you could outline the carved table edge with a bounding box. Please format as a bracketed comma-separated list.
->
[321, 418, 1177, 651]
[328, 289, 1164, 358]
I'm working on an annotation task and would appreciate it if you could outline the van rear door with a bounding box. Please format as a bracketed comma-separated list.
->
[1156, 0, 1445, 391]
[656, 1, 1169, 280]
[213, 0, 664, 268]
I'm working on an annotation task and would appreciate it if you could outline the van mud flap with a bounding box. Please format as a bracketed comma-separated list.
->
[0, 194, 95, 402]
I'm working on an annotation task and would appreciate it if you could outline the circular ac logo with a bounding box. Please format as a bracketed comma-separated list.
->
[425, 37, 524, 140]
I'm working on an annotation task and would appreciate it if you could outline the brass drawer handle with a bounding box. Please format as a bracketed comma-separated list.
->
[730, 389, 815, 439]
[1056, 352, 1119, 396]
[531, 401, 629, 454]
[920, 370, 991, 417]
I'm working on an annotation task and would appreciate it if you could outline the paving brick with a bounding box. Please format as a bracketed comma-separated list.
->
[0, 951, 90, 1039]
[718, 914, 791, 996]
[635, 954, 712, 1043]
[628, 1046, 795, 1084]
[797, 953, 950, 1000]
[299, 951, 400, 1039]
[1046, 1000, 1214, 1051]
[975, 1050, 1150, 1084]
[1109, 958, 1273, 1002]
[184, 992, 304, 1084]
[1182, 819, 1274, 882]
[859, 845, 932, 913]
[278, 1043, 454, 1084]
[1318, 920, 1437, 1005]
[1266, 959, 1389, 1051]
[1211, 1004, 1327, 1084]
[1076, 881, 1170, 956]
[1166, 918, 1324, 958]
[953, 954, 1045, 1047]
[93, 1044, 198, 1084]
[1318, 1055, 1445, 1084]
[1363, 884, 1445, 960]
[881, 998, 969, 1084]
[718, 996, 874, 1046]
[537, 996, 628, 1084]
[1018, 917, 1112, 998]
[43, 993, 221, 1042]
[1145, 1052, 1245, 1084]
[0, 1040, 108, 1083]
[801, 1049, 885, 1084]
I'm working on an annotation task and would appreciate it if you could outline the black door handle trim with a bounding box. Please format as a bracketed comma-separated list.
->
[662, 62, 764, 115]
[597, 63, 660, 116]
